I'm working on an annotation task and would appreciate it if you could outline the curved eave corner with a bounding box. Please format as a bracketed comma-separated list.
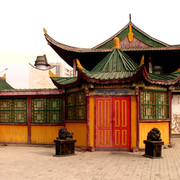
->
[50, 77, 81, 89]
[143, 70, 180, 86]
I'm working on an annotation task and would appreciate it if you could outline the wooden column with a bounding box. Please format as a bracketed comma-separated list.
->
[73, 59, 77, 77]
[149, 57, 152, 73]
[27, 97, 31, 143]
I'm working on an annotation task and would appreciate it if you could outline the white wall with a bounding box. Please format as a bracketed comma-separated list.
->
[172, 94, 180, 134]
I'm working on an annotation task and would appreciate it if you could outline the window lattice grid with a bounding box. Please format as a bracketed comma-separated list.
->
[140, 90, 170, 120]
[141, 105, 156, 120]
[13, 111, 27, 123]
[0, 99, 12, 110]
[0, 111, 12, 123]
[0, 99, 27, 123]
[65, 91, 86, 120]
[31, 98, 63, 124]
[157, 105, 169, 119]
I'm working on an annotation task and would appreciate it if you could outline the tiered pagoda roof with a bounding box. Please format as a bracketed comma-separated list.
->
[44, 19, 180, 72]
[51, 37, 180, 88]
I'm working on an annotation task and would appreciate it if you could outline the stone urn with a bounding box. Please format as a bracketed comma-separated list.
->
[143, 128, 164, 158]
[54, 127, 76, 156]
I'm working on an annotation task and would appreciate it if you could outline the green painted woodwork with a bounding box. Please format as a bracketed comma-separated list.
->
[132, 27, 165, 47]
[31, 98, 63, 124]
[97, 28, 129, 49]
[0, 80, 14, 90]
[140, 90, 170, 120]
[66, 91, 86, 120]
[0, 99, 27, 123]
[148, 72, 180, 81]
[96, 25, 166, 49]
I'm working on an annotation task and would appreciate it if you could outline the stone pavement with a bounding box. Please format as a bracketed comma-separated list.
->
[0, 138, 180, 180]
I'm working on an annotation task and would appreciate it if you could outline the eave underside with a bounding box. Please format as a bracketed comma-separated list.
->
[49, 42, 180, 73]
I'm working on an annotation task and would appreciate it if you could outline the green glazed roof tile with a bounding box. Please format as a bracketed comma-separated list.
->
[147, 73, 180, 81]
[51, 77, 77, 85]
[0, 80, 14, 90]
[91, 49, 139, 73]
[78, 48, 140, 80]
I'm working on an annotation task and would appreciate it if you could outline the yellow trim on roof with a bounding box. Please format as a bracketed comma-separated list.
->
[173, 68, 180, 73]
[139, 55, 144, 66]
[128, 24, 134, 43]
[76, 59, 86, 70]
[2, 73, 6, 79]
[43, 28, 47, 34]
[49, 70, 59, 77]
[113, 37, 120, 49]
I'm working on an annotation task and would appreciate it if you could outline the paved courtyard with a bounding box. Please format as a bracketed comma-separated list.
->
[0, 138, 180, 180]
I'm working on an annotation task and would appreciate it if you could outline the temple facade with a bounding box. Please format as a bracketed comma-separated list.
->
[0, 17, 179, 151]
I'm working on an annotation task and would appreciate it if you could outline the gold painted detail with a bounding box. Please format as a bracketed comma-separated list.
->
[140, 55, 145, 66]
[128, 24, 134, 43]
[76, 59, 86, 70]
[2, 73, 6, 79]
[49, 70, 58, 77]
[173, 68, 180, 73]
[43, 28, 47, 34]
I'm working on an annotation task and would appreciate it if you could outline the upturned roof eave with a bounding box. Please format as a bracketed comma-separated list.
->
[77, 66, 144, 84]
[50, 77, 81, 89]
[45, 33, 180, 54]
[143, 68, 180, 85]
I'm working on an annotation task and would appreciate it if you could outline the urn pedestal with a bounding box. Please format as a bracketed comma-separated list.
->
[54, 139, 76, 156]
[143, 140, 164, 158]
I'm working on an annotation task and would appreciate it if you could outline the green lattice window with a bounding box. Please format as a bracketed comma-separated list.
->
[0, 99, 27, 123]
[66, 91, 86, 120]
[31, 98, 63, 124]
[140, 90, 170, 120]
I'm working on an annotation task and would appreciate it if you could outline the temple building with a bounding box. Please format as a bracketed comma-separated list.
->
[0, 17, 179, 151]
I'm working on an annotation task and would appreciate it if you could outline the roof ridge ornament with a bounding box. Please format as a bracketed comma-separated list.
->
[43, 28, 47, 34]
[49, 70, 59, 77]
[76, 59, 86, 70]
[140, 55, 145, 66]
[113, 37, 120, 49]
[128, 24, 134, 43]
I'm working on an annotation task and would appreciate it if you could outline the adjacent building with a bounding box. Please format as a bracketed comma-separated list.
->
[29, 54, 73, 89]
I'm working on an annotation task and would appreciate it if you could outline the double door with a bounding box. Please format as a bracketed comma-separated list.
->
[96, 97, 130, 148]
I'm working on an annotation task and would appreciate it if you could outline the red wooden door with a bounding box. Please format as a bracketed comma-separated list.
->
[96, 97, 130, 148]
[112, 97, 130, 148]
[95, 98, 112, 147]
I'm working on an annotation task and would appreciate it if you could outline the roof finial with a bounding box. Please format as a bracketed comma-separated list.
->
[113, 37, 120, 49]
[129, 13, 131, 22]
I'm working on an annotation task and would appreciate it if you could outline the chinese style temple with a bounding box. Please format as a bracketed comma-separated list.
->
[47, 36, 180, 151]
[0, 17, 179, 151]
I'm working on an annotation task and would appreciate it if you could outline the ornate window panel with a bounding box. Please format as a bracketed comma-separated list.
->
[66, 91, 86, 120]
[31, 98, 63, 124]
[0, 99, 27, 123]
[140, 90, 170, 120]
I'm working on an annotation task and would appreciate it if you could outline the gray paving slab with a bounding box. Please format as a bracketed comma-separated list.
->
[0, 138, 180, 180]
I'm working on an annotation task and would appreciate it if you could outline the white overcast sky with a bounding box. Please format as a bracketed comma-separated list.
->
[0, 0, 180, 88]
